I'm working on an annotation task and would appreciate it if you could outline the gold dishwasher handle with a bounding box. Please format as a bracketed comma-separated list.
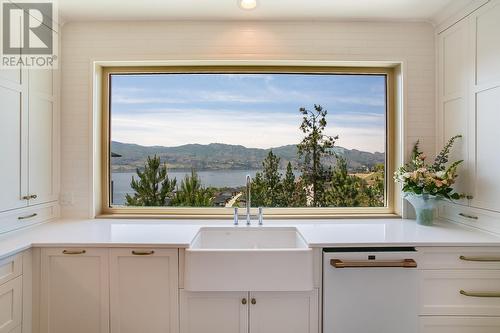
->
[460, 290, 500, 298]
[331, 258, 417, 268]
[459, 255, 500, 262]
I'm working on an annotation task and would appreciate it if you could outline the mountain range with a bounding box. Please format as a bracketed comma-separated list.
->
[110, 141, 385, 172]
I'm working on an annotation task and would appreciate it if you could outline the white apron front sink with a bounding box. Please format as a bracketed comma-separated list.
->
[184, 226, 313, 291]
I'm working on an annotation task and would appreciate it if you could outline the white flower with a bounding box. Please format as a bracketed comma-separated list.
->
[435, 171, 446, 179]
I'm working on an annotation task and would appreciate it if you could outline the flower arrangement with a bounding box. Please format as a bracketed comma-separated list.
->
[394, 135, 465, 200]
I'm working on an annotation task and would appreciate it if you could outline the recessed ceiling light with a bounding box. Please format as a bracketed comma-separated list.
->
[239, 0, 257, 10]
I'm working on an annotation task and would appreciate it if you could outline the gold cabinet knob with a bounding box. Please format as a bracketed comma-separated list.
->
[251, 298, 256, 305]
[241, 298, 247, 305]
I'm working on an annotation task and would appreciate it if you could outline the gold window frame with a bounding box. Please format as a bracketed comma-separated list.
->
[100, 66, 397, 219]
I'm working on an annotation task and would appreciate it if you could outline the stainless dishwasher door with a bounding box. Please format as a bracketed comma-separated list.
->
[323, 249, 418, 333]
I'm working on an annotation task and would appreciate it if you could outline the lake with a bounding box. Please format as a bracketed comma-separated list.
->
[111, 170, 299, 205]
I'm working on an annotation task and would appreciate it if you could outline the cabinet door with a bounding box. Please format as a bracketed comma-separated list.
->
[28, 69, 58, 205]
[180, 291, 248, 333]
[437, 18, 471, 200]
[249, 290, 318, 333]
[420, 316, 500, 333]
[110, 248, 178, 333]
[0, 70, 28, 212]
[40, 248, 109, 333]
[0, 276, 22, 333]
[469, 1, 500, 212]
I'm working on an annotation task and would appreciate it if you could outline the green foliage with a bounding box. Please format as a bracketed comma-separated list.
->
[282, 162, 297, 206]
[261, 151, 283, 207]
[125, 155, 176, 206]
[325, 157, 364, 207]
[432, 135, 462, 171]
[297, 105, 338, 207]
[171, 169, 214, 207]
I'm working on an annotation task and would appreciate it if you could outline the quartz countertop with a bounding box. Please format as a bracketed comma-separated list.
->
[1, 218, 500, 259]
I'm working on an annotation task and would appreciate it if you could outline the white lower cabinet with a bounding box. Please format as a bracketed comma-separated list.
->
[40, 248, 110, 333]
[249, 291, 318, 333]
[0, 276, 22, 333]
[417, 247, 500, 332]
[110, 248, 178, 333]
[419, 270, 500, 316]
[180, 290, 318, 333]
[180, 291, 248, 333]
[420, 317, 500, 332]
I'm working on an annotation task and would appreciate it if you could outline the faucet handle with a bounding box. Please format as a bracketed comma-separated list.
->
[234, 207, 239, 225]
[258, 207, 263, 225]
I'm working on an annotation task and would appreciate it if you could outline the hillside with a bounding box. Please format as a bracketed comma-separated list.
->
[110, 141, 385, 172]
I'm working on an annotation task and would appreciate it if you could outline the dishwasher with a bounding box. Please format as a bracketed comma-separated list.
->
[323, 248, 418, 333]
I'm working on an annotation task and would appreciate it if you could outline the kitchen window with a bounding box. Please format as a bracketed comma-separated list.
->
[101, 66, 396, 217]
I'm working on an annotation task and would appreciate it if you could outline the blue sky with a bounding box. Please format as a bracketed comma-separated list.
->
[110, 73, 386, 153]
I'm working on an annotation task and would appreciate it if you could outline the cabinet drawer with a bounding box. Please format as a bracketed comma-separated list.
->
[420, 270, 500, 316]
[420, 316, 500, 333]
[0, 276, 22, 333]
[0, 204, 58, 234]
[418, 247, 500, 269]
[439, 202, 500, 234]
[0, 255, 22, 286]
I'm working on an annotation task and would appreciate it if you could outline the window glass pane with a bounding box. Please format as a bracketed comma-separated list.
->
[109, 73, 386, 208]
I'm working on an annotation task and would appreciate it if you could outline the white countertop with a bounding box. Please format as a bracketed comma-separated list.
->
[1, 218, 500, 259]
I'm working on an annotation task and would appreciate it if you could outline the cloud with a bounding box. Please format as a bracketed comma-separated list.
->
[111, 107, 385, 153]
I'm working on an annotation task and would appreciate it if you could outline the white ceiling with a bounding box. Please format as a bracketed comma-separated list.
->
[58, 0, 455, 23]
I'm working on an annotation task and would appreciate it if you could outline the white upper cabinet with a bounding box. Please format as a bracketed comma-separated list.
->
[469, 1, 500, 212]
[437, 20, 470, 199]
[437, 0, 500, 214]
[110, 249, 179, 333]
[0, 70, 28, 212]
[28, 69, 58, 205]
[475, 2, 500, 86]
[0, 63, 59, 218]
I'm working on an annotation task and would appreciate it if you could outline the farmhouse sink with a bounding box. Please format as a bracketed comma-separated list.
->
[184, 227, 313, 291]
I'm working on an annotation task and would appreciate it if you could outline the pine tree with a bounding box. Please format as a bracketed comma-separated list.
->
[325, 156, 364, 207]
[125, 155, 176, 206]
[250, 172, 266, 207]
[171, 169, 214, 207]
[297, 105, 338, 207]
[261, 150, 283, 207]
[282, 162, 296, 206]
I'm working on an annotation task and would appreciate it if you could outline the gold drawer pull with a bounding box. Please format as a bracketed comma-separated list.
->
[62, 249, 86, 255]
[460, 255, 500, 262]
[458, 213, 478, 220]
[331, 258, 417, 268]
[132, 250, 155, 255]
[460, 290, 500, 298]
[18, 213, 37, 220]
